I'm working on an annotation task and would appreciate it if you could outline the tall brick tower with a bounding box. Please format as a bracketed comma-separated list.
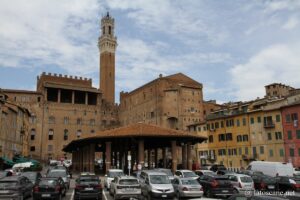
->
[98, 12, 117, 104]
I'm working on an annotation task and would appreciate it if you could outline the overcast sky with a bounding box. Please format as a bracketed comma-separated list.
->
[0, 0, 300, 103]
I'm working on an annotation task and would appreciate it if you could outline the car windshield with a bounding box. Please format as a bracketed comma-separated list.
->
[22, 172, 36, 180]
[0, 172, 7, 178]
[119, 179, 139, 185]
[181, 179, 199, 185]
[150, 175, 170, 184]
[39, 179, 57, 186]
[79, 177, 99, 185]
[108, 171, 124, 178]
[262, 176, 275, 183]
[240, 176, 252, 183]
[0, 181, 18, 187]
[183, 172, 197, 177]
[158, 169, 173, 176]
[47, 171, 67, 177]
[204, 171, 215, 176]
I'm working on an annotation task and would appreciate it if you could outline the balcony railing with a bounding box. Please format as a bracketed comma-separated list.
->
[264, 121, 275, 128]
[242, 154, 258, 161]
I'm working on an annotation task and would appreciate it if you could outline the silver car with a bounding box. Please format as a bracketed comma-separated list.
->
[47, 169, 70, 189]
[228, 174, 254, 195]
[109, 176, 141, 200]
[104, 169, 124, 190]
[139, 170, 175, 200]
[172, 177, 203, 199]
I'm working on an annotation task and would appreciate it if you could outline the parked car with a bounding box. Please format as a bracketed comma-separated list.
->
[216, 170, 236, 175]
[247, 161, 294, 177]
[194, 170, 215, 177]
[109, 176, 141, 200]
[251, 174, 277, 191]
[228, 194, 290, 200]
[172, 177, 203, 199]
[154, 168, 174, 180]
[239, 170, 264, 176]
[174, 170, 199, 180]
[104, 169, 124, 190]
[275, 176, 300, 192]
[21, 171, 42, 185]
[47, 169, 70, 189]
[0, 175, 33, 199]
[33, 177, 66, 200]
[74, 175, 102, 200]
[139, 170, 174, 200]
[197, 174, 234, 198]
[228, 174, 254, 195]
[0, 171, 10, 179]
[210, 164, 226, 172]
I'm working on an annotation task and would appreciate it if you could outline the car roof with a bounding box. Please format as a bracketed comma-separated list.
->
[119, 176, 137, 179]
[195, 170, 213, 172]
[108, 169, 123, 172]
[40, 177, 59, 180]
[143, 170, 168, 175]
[178, 177, 199, 180]
[0, 176, 23, 181]
[177, 170, 193, 172]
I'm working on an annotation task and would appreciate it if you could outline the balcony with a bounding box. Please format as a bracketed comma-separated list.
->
[207, 155, 217, 162]
[242, 154, 258, 161]
[264, 121, 275, 128]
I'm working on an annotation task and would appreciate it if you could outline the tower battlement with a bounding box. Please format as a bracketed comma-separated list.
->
[37, 72, 93, 91]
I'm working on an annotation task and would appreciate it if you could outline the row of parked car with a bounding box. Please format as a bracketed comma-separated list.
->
[0, 165, 71, 200]
[102, 166, 300, 200]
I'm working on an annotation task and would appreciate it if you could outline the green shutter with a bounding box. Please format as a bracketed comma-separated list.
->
[290, 148, 295, 157]
[288, 131, 293, 140]
[296, 130, 300, 139]
[257, 116, 261, 123]
[269, 149, 274, 157]
[276, 115, 281, 122]
[279, 149, 284, 157]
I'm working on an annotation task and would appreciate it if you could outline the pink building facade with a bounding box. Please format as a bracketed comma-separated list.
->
[281, 103, 300, 168]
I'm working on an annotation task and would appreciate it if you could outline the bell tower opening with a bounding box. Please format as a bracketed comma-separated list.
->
[98, 12, 117, 104]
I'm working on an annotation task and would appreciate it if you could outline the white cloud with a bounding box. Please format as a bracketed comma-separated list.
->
[230, 43, 300, 101]
[282, 17, 299, 30]
[0, 0, 102, 75]
[106, 0, 228, 45]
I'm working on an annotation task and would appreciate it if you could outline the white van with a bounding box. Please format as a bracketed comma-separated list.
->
[247, 161, 294, 177]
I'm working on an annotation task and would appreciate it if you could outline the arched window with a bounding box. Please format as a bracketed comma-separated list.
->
[109, 26, 111, 34]
[49, 116, 55, 124]
[64, 129, 68, 140]
[48, 129, 54, 140]
[30, 129, 36, 140]
[76, 130, 82, 138]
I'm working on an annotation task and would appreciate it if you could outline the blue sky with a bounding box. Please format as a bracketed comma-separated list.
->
[0, 0, 300, 103]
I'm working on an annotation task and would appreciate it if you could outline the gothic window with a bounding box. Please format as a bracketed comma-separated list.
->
[64, 129, 68, 141]
[76, 130, 82, 138]
[49, 116, 55, 124]
[109, 26, 111, 34]
[103, 26, 105, 34]
[48, 129, 54, 140]
[30, 129, 36, 140]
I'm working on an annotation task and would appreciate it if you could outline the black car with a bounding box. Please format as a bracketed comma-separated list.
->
[74, 175, 102, 200]
[210, 164, 226, 172]
[0, 171, 10, 179]
[198, 175, 234, 198]
[251, 174, 277, 191]
[0, 175, 33, 199]
[33, 177, 66, 200]
[276, 176, 300, 192]
[21, 171, 42, 185]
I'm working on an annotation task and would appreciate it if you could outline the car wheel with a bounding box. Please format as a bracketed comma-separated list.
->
[176, 191, 181, 200]
[113, 193, 118, 200]
[233, 188, 239, 194]
[206, 189, 213, 198]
